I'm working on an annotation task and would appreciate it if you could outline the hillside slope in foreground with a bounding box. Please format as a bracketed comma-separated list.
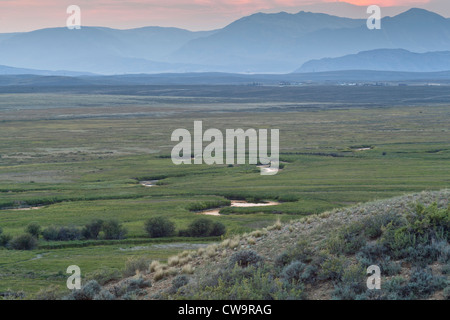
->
[62, 190, 449, 300]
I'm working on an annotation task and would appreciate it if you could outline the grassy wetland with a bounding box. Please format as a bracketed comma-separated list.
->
[0, 85, 449, 298]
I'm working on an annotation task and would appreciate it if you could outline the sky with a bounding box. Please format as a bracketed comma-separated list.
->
[0, 0, 448, 33]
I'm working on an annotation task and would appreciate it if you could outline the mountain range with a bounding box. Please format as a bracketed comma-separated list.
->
[0, 8, 449, 74]
[296, 49, 450, 73]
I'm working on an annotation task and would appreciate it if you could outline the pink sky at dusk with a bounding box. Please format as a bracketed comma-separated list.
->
[0, 0, 447, 33]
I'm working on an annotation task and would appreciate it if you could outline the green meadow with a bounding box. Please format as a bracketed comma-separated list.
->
[0, 86, 449, 297]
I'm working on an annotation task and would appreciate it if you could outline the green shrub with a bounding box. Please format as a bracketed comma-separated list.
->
[289, 241, 314, 263]
[144, 217, 175, 238]
[0, 233, 12, 247]
[42, 225, 81, 241]
[9, 233, 37, 250]
[404, 203, 449, 242]
[210, 222, 226, 236]
[42, 226, 59, 241]
[362, 212, 404, 239]
[25, 222, 41, 239]
[380, 204, 450, 262]
[187, 218, 213, 237]
[183, 218, 226, 237]
[101, 219, 127, 240]
[274, 241, 313, 269]
[57, 226, 82, 241]
[186, 200, 231, 212]
[319, 255, 347, 281]
[82, 219, 104, 240]
[328, 223, 365, 255]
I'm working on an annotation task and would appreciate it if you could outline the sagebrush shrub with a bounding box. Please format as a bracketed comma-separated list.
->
[87, 267, 121, 285]
[378, 268, 446, 300]
[274, 252, 291, 269]
[328, 223, 365, 255]
[332, 264, 366, 300]
[94, 289, 116, 300]
[34, 285, 62, 300]
[442, 263, 450, 275]
[319, 255, 347, 281]
[66, 280, 101, 300]
[362, 212, 405, 239]
[123, 257, 152, 277]
[443, 286, 450, 300]
[406, 268, 447, 299]
[228, 250, 264, 268]
[171, 275, 189, 293]
[193, 265, 303, 300]
[300, 265, 318, 284]
[281, 261, 306, 284]
[289, 240, 314, 263]
[356, 243, 401, 276]
[125, 277, 151, 292]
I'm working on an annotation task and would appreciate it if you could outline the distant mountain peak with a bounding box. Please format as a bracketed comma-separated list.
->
[394, 7, 445, 20]
[403, 8, 437, 14]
